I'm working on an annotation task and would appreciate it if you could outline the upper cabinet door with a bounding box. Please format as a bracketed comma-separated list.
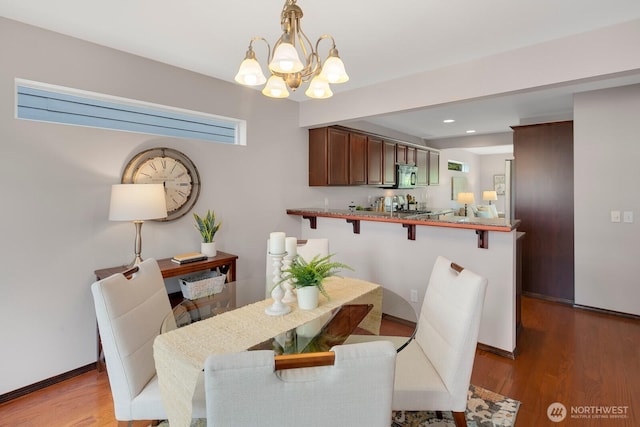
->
[349, 132, 367, 185]
[309, 127, 349, 186]
[367, 136, 383, 185]
[383, 141, 397, 186]
[396, 144, 407, 164]
[327, 127, 350, 185]
[428, 151, 440, 185]
[416, 149, 428, 186]
[406, 146, 417, 166]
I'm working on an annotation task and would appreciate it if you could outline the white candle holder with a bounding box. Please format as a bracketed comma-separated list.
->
[281, 253, 297, 304]
[265, 252, 291, 316]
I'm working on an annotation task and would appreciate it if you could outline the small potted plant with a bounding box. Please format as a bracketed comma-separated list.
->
[279, 254, 353, 309]
[193, 209, 221, 257]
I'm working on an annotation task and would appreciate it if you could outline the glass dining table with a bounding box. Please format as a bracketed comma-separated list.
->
[154, 277, 416, 427]
[162, 281, 418, 362]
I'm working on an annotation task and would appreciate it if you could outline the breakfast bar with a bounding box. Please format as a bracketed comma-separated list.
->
[287, 208, 520, 248]
[287, 208, 522, 359]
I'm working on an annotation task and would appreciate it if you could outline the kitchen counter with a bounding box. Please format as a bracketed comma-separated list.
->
[287, 208, 519, 248]
[288, 207, 522, 357]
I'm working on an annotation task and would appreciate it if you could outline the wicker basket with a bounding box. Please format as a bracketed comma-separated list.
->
[180, 271, 226, 299]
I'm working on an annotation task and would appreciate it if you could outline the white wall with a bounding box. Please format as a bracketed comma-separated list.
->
[299, 19, 640, 128]
[299, 218, 518, 353]
[4, 15, 638, 397]
[428, 133, 514, 213]
[574, 84, 640, 315]
[0, 17, 315, 395]
[428, 148, 481, 211]
[479, 153, 515, 213]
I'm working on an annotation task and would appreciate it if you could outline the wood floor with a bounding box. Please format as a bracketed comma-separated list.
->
[0, 296, 638, 426]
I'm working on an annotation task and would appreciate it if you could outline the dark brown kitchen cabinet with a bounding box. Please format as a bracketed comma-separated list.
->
[349, 132, 367, 185]
[383, 141, 397, 186]
[309, 127, 349, 186]
[416, 149, 429, 186]
[367, 136, 383, 185]
[406, 146, 417, 166]
[513, 121, 574, 302]
[428, 150, 440, 185]
[310, 125, 435, 187]
[396, 144, 407, 164]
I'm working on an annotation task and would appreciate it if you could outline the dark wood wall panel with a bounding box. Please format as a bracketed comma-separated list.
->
[513, 121, 574, 302]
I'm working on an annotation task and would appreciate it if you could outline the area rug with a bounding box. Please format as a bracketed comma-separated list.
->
[154, 384, 519, 427]
[391, 384, 520, 426]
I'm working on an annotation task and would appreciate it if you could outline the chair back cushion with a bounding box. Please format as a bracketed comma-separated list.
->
[204, 341, 396, 427]
[91, 258, 172, 418]
[414, 256, 487, 406]
[296, 238, 329, 261]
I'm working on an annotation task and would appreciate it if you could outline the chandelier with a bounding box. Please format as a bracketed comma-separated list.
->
[234, 0, 349, 99]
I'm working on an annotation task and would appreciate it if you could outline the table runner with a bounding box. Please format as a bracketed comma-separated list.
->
[154, 277, 382, 427]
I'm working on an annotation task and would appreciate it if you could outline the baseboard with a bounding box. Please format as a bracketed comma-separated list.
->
[382, 312, 416, 328]
[572, 304, 640, 320]
[523, 293, 639, 320]
[0, 362, 96, 404]
[477, 342, 517, 360]
[522, 291, 574, 305]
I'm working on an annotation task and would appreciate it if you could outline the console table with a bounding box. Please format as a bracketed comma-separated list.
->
[93, 251, 239, 370]
[94, 251, 238, 282]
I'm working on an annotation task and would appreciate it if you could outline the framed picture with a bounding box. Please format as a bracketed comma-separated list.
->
[494, 174, 506, 195]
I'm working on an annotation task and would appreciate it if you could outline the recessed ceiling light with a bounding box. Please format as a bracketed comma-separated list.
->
[443, 119, 455, 123]
[466, 129, 476, 134]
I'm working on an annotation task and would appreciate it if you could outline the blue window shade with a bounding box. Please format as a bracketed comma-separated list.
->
[17, 84, 239, 144]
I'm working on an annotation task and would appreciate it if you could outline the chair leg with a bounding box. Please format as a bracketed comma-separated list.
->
[452, 411, 467, 427]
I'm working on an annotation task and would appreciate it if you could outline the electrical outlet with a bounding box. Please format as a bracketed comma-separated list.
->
[410, 289, 418, 303]
[611, 210, 621, 223]
[623, 211, 634, 223]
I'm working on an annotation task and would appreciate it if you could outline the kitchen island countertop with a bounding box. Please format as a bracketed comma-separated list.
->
[286, 208, 520, 232]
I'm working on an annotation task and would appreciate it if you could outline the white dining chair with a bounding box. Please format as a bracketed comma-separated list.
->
[204, 341, 396, 427]
[392, 256, 488, 427]
[91, 258, 206, 426]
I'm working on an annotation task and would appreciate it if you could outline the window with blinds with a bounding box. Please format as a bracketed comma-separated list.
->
[16, 79, 245, 145]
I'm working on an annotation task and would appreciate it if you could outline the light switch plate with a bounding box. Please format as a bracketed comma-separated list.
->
[611, 210, 621, 222]
[623, 211, 633, 223]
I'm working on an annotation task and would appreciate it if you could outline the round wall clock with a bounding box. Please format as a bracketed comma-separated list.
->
[121, 147, 201, 221]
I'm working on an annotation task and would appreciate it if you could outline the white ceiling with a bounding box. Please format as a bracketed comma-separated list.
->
[3, 0, 640, 149]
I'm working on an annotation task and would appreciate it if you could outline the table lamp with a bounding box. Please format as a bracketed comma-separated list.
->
[109, 184, 167, 266]
[456, 192, 475, 216]
[483, 190, 498, 205]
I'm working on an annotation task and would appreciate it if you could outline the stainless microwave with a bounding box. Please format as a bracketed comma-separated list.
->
[394, 164, 418, 188]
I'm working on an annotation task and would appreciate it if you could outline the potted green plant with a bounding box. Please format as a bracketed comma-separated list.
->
[193, 210, 221, 257]
[279, 253, 353, 309]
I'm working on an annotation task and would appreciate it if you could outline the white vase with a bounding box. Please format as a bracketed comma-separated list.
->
[296, 286, 319, 310]
[201, 241, 217, 258]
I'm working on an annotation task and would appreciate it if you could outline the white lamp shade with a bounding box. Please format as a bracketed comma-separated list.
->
[109, 184, 167, 221]
[262, 75, 290, 98]
[482, 190, 498, 201]
[457, 192, 475, 205]
[269, 42, 304, 73]
[234, 57, 267, 86]
[319, 55, 349, 84]
[305, 75, 333, 99]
